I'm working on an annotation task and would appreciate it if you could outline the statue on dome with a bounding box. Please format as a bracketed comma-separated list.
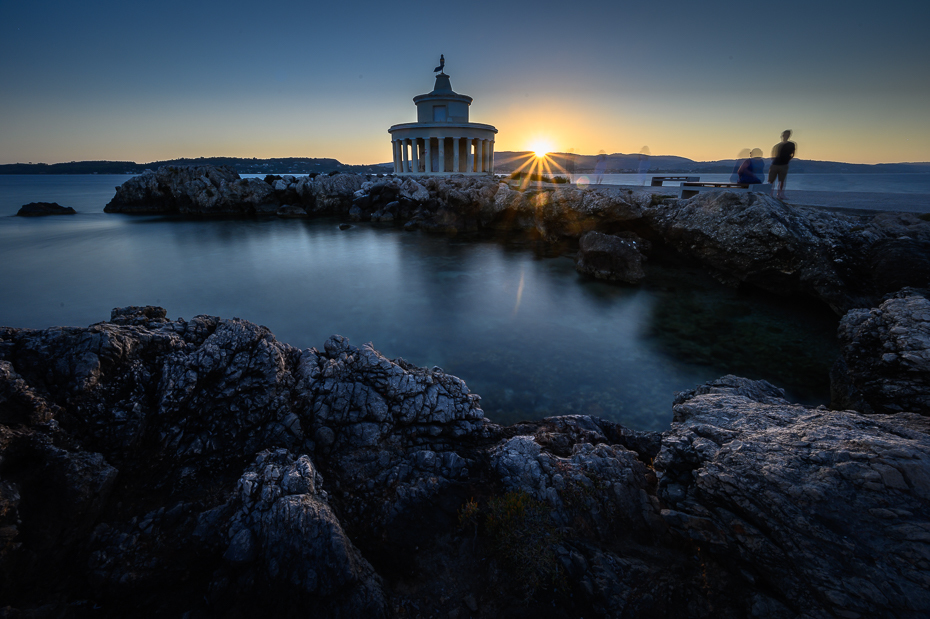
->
[434, 55, 445, 74]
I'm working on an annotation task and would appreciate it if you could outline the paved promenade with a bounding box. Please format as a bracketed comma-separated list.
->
[592, 184, 930, 214]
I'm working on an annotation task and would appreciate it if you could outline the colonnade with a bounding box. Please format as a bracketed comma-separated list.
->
[391, 137, 495, 174]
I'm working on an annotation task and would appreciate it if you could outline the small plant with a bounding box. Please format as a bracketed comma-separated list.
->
[484, 490, 562, 594]
[919, 213, 930, 222]
[458, 497, 480, 533]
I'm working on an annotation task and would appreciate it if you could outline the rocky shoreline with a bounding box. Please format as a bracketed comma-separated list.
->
[1, 294, 928, 618]
[104, 165, 930, 315]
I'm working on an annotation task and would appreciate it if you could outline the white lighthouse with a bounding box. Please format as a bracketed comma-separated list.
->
[388, 59, 498, 176]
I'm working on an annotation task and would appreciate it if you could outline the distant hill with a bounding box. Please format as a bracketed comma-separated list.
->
[2, 154, 928, 176]
[492, 151, 930, 175]
[0, 157, 390, 176]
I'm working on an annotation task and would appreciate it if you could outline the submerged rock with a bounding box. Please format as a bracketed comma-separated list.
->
[2, 305, 929, 617]
[575, 230, 647, 283]
[16, 201, 77, 216]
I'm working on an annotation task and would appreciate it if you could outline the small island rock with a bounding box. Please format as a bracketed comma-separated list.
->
[16, 202, 77, 216]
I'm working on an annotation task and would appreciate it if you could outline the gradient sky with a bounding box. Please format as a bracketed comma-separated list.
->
[2, 0, 928, 166]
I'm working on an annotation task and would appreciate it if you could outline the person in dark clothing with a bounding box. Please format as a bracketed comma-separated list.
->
[737, 148, 765, 184]
[768, 130, 796, 199]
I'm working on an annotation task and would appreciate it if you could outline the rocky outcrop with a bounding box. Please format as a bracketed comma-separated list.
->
[2, 306, 930, 617]
[644, 190, 930, 313]
[832, 287, 930, 414]
[574, 231, 648, 283]
[16, 202, 77, 216]
[656, 375, 930, 619]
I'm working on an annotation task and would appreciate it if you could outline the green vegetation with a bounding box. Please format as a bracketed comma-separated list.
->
[919, 213, 930, 222]
[508, 171, 572, 184]
[460, 490, 563, 594]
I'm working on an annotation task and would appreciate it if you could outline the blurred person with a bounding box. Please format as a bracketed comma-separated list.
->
[737, 148, 765, 184]
[730, 148, 751, 182]
[768, 130, 796, 199]
[637, 146, 651, 185]
[594, 150, 607, 185]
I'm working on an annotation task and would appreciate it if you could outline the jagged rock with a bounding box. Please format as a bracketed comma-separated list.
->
[644, 191, 930, 313]
[206, 449, 388, 617]
[3, 306, 930, 617]
[575, 230, 647, 283]
[104, 165, 279, 215]
[655, 374, 930, 619]
[16, 202, 76, 216]
[832, 287, 930, 414]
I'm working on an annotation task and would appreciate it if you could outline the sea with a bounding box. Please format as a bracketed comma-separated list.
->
[2, 173, 927, 430]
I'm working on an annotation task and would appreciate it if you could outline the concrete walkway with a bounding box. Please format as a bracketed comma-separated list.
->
[595, 184, 930, 214]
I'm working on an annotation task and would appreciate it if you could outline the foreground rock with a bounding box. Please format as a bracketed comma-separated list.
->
[16, 201, 77, 216]
[832, 287, 930, 415]
[657, 375, 930, 619]
[2, 306, 929, 617]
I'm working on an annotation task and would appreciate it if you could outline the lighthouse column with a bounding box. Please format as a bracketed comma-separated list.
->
[438, 137, 445, 173]
[411, 138, 420, 174]
[453, 138, 460, 173]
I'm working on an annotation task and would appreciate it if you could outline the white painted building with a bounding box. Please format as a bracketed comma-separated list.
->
[389, 66, 497, 175]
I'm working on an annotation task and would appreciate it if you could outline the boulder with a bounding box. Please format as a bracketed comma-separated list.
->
[205, 449, 388, 616]
[832, 287, 930, 414]
[16, 202, 77, 216]
[655, 375, 930, 619]
[575, 230, 647, 283]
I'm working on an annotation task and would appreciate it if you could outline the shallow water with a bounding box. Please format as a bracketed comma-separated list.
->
[0, 175, 841, 430]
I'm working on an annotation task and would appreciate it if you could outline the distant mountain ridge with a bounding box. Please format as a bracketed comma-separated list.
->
[491, 152, 930, 175]
[2, 154, 928, 175]
[0, 157, 386, 175]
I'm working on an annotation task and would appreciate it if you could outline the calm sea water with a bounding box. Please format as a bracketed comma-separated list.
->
[0, 175, 849, 430]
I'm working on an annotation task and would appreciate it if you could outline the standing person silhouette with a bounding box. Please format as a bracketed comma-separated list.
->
[768, 130, 796, 200]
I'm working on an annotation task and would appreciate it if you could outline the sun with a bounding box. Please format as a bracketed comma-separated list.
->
[530, 140, 553, 158]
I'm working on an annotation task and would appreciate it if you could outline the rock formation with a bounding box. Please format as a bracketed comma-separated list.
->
[16, 202, 77, 216]
[2, 306, 929, 617]
[832, 287, 930, 415]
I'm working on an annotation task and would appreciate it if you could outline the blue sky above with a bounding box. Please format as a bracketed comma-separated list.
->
[2, 0, 928, 164]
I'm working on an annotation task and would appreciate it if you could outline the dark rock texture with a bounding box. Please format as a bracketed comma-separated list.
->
[832, 287, 930, 415]
[657, 375, 930, 619]
[575, 231, 648, 283]
[16, 202, 77, 216]
[644, 191, 930, 313]
[2, 306, 929, 617]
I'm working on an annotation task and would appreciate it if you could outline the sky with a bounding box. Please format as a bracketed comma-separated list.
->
[1, 0, 929, 166]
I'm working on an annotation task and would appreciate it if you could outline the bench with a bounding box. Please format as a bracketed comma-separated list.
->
[650, 175, 699, 186]
[678, 182, 770, 199]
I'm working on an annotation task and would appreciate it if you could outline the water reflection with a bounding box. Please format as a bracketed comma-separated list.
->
[0, 213, 839, 431]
